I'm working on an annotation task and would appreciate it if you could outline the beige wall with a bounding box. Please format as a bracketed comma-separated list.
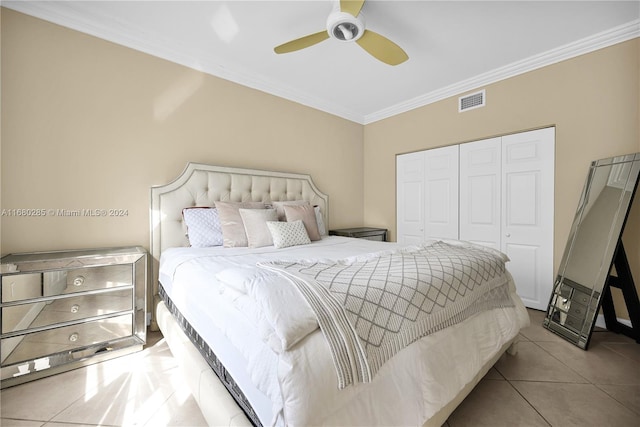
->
[1, 9, 364, 256]
[2, 9, 639, 319]
[363, 38, 640, 318]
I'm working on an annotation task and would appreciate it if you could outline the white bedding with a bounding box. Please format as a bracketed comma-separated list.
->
[159, 236, 529, 427]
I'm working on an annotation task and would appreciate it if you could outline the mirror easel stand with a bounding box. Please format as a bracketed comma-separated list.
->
[601, 240, 640, 343]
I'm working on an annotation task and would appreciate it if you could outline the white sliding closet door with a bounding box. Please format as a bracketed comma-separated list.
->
[501, 128, 555, 310]
[396, 127, 554, 310]
[397, 146, 459, 244]
[397, 151, 425, 245]
[424, 146, 459, 240]
[459, 137, 502, 250]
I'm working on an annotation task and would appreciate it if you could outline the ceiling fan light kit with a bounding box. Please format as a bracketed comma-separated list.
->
[327, 12, 365, 42]
[273, 0, 408, 66]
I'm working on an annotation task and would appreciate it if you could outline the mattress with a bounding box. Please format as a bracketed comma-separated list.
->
[159, 236, 529, 426]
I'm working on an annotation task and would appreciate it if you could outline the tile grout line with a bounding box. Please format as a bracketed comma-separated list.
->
[494, 335, 553, 426]
[496, 331, 586, 427]
[529, 340, 592, 383]
[592, 383, 640, 417]
[498, 335, 555, 425]
[593, 333, 640, 416]
[504, 378, 553, 427]
[522, 333, 640, 421]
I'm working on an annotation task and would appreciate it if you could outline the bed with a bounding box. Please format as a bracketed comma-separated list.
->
[150, 162, 529, 427]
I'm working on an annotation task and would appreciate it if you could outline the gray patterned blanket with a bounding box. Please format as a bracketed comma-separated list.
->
[258, 241, 514, 389]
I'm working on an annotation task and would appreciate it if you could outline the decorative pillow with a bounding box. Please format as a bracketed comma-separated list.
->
[267, 220, 311, 249]
[215, 201, 265, 247]
[182, 207, 223, 247]
[314, 205, 327, 236]
[284, 204, 321, 241]
[272, 200, 310, 221]
[239, 208, 278, 248]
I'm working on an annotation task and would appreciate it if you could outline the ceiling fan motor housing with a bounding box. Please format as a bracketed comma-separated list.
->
[326, 11, 365, 42]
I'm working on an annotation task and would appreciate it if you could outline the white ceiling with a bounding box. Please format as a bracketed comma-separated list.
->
[5, 1, 640, 124]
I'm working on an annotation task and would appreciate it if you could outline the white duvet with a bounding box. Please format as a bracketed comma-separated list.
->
[160, 236, 529, 427]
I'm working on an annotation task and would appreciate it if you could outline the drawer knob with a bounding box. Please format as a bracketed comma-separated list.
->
[69, 333, 79, 342]
[72, 276, 85, 287]
[71, 304, 80, 313]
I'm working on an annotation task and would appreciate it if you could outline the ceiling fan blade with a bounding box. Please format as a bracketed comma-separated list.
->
[340, 0, 365, 17]
[274, 31, 330, 54]
[356, 30, 409, 65]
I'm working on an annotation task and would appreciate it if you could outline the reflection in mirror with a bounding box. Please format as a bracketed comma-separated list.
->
[0, 264, 134, 365]
[544, 153, 640, 349]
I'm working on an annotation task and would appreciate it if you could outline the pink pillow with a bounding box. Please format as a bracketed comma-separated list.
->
[283, 204, 321, 241]
[215, 201, 265, 247]
[272, 200, 310, 221]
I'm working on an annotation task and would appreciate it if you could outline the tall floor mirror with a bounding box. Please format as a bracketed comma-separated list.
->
[544, 153, 640, 349]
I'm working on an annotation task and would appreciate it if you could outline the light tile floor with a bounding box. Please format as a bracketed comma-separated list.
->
[1, 309, 638, 426]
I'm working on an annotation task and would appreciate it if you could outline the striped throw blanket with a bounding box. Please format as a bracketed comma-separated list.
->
[258, 241, 514, 389]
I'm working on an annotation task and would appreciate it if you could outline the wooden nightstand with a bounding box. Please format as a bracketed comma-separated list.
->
[329, 227, 388, 242]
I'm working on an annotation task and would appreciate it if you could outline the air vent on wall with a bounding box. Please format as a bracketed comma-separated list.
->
[459, 89, 485, 112]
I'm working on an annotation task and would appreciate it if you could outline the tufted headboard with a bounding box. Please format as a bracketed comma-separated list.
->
[149, 162, 329, 320]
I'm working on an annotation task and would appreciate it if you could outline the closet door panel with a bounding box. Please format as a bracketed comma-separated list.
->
[502, 128, 555, 310]
[503, 168, 543, 304]
[459, 137, 501, 249]
[396, 127, 554, 311]
[504, 243, 539, 302]
[424, 145, 459, 240]
[397, 152, 426, 245]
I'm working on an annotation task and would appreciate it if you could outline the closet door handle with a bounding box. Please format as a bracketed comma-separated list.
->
[505, 233, 511, 237]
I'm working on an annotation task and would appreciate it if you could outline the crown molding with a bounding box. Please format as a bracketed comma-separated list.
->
[4, 2, 638, 126]
[364, 19, 640, 124]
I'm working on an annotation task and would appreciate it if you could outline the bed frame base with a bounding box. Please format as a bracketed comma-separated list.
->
[424, 338, 517, 427]
[157, 301, 252, 427]
[157, 300, 517, 427]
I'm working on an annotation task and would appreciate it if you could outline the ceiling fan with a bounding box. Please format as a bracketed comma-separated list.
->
[273, 0, 409, 66]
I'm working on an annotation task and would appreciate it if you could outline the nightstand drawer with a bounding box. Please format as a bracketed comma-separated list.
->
[329, 227, 388, 241]
[2, 288, 133, 334]
[62, 264, 133, 295]
[1, 264, 132, 304]
[1, 313, 134, 366]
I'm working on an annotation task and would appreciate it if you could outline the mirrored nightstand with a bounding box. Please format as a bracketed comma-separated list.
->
[329, 227, 388, 242]
[1, 246, 147, 388]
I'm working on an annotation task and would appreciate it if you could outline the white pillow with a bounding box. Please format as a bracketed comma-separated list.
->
[239, 208, 278, 248]
[314, 206, 327, 236]
[215, 201, 265, 247]
[266, 220, 311, 249]
[182, 207, 223, 247]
